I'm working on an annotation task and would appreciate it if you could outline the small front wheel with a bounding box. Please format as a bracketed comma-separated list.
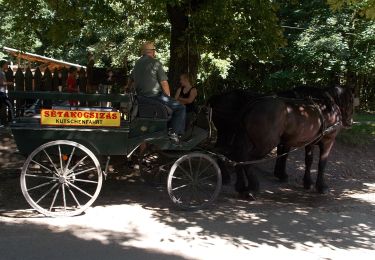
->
[20, 140, 103, 217]
[167, 153, 221, 210]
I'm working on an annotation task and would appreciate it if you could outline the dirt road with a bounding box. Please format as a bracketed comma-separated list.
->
[1, 127, 374, 260]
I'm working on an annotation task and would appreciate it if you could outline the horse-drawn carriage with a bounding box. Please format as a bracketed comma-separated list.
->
[8, 91, 222, 217]
[8, 85, 354, 217]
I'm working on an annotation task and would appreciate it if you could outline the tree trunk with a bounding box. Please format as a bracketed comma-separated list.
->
[167, 2, 200, 94]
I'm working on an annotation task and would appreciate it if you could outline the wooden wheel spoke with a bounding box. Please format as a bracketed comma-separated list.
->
[30, 160, 55, 175]
[177, 165, 193, 181]
[36, 183, 59, 204]
[25, 174, 58, 180]
[68, 167, 96, 178]
[49, 187, 60, 211]
[43, 149, 60, 176]
[58, 145, 64, 174]
[66, 182, 93, 198]
[196, 163, 213, 179]
[67, 186, 81, 208]
[27, 180, 56, 192]
[188, 158, 193, 177]
[196, 157, 202, 175]
[172, 183, 190, 191]
[64, 147, 76, 173]
[197, 173, 217, 183]
[73, 178, 98, 184]
[171, 175, 190, 181]
[62, 184, 67, 211]
[69, 155, 88, 173]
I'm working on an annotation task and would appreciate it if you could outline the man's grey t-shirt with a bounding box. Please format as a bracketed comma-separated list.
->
[130, 55, 168, 97]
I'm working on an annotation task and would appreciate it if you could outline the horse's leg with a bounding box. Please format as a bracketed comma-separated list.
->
[244, 165, 259, 200]
[217, 159, 231, 185]
[316, 138, 335, 193]
[303, 145, 314, 189]
[274, 144, 290, 182]
[235, 165, 248, 197]
[233, 131, 259, 200]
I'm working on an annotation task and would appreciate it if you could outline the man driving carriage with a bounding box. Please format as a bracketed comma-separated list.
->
[126, 41, 186, 143]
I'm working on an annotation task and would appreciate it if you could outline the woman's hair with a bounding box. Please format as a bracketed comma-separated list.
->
[181, 73, 194, 85]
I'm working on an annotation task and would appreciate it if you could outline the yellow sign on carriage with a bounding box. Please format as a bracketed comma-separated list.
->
[41, 109, 121, 127]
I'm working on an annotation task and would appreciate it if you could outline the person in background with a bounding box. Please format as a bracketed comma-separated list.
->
[127, 41, 186, 143]
[66, 66, 78, 106]
[0, 60, 8, 93]
[175, 73, 197, 129]
[0, 60, 11, 126]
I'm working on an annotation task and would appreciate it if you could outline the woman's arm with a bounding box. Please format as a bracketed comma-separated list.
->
[177, 88, 197, 105]
[174, 87, 182, 100]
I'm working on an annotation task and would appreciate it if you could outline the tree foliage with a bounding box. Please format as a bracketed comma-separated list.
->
[327, 0, 375, 19]
[1, 0, 374, 109]
[0, 0, 285, 89]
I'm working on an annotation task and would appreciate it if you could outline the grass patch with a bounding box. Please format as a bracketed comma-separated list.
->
[353, 113, 375, 122]
[337, 113, 375, 146]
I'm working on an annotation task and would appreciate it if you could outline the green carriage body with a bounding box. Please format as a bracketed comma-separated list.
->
[9, 91, 208, 156]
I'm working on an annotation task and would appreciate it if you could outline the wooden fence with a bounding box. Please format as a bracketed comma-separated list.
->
[5, 67, 126, 94]
[5, 67, 88, 93]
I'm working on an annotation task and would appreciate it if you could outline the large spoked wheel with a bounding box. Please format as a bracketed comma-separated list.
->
[167, 153, 222, 210]
[20, 140, 103, 217]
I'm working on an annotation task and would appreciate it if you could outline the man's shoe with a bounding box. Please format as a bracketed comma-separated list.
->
[169, 132, 180, 143]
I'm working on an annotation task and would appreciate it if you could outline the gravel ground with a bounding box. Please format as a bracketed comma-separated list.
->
[0, 127, 374, 260]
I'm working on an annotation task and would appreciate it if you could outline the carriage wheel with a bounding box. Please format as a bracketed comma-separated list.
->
[20, 140, 103, 217]
[167, 153, 222, 210]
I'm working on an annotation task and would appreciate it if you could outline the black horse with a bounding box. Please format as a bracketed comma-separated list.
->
[209, 86, 354, 198]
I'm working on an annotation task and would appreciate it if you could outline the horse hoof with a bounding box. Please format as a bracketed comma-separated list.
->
[238, 192, 257, 201]
[316, 185, 329, 194]
[303, 183, 312, 190]
[278, 175, 289, 183]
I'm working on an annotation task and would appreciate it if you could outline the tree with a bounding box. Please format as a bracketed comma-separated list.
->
[0, 0, 285, 92]
[327, 0, 375, 19]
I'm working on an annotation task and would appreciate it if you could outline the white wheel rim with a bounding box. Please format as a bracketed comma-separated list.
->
[167, 152, 221, 210]
[20, 140, 103, 217]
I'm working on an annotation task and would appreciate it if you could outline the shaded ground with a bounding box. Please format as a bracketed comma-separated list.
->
[0, 126, 374, 259]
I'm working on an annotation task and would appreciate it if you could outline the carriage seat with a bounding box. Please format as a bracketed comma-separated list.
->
[133, 96, 172, 120]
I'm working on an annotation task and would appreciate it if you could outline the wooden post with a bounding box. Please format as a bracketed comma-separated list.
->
[34, 67, 42, 91]
[25, 67, 33, 92]
[15, 68, 25, 91]
[43, 68, 52, 91]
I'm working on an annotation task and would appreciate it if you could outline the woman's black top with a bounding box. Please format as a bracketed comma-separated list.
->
[179, 86, 196, 113]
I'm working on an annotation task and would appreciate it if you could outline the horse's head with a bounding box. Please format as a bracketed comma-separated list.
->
[331, 86, 354, 128]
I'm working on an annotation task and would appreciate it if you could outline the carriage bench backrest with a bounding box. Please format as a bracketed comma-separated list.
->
[134, 96, 172, 120]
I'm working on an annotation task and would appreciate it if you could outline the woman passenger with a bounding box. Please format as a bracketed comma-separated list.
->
[175, 73, 197, 130]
